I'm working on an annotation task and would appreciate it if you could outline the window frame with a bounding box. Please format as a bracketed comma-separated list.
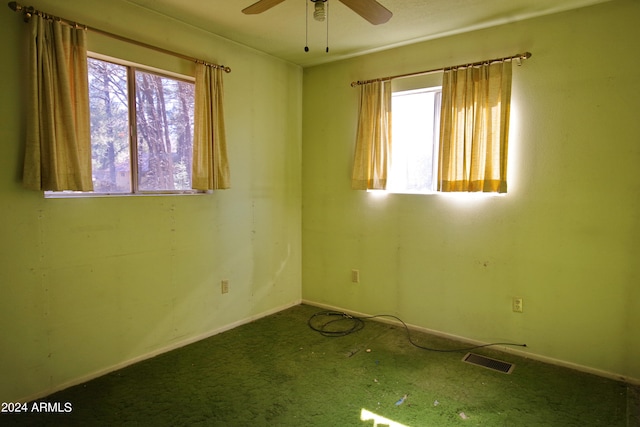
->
[381, 84, 442, 195]
[45, 52, 203, 198]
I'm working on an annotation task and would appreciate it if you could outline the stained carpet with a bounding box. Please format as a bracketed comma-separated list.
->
[3, 304, 638, 426]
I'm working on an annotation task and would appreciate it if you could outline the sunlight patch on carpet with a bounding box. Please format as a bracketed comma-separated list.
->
[361, 408, 409, 427]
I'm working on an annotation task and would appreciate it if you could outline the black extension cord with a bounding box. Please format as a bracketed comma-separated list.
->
[308, 310, 527, 353]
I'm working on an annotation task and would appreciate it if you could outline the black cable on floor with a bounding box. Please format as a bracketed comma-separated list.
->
[308, 310, 527, 353]
[308, 310, 365, 337]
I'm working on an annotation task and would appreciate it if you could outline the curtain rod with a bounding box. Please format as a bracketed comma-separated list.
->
[350, 52, 531, 87]
[7, 1, 231, 73]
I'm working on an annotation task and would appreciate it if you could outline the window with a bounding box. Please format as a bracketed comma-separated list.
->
[385, 86, 441, 194]
[360, 62, 513, 196]
[48, 56, 196, 196]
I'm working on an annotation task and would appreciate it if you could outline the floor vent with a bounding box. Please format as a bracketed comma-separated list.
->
[462, 353, 514, 374]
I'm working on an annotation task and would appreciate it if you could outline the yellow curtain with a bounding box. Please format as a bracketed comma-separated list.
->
[192, 63, 230, 190]
[351, 81, 392, 190]
[23, 15, 92, 191]
[438, 61, 512, 193]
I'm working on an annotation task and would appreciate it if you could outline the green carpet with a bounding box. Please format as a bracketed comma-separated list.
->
[3, 304, 638, 426]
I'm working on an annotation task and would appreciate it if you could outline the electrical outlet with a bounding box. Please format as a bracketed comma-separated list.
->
[221, 279, 229, 294]
[512, 297, 523, 313]
[351, 269, 360, 283]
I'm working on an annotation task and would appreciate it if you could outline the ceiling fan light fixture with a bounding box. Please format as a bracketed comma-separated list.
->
[312, 0, 327, 22]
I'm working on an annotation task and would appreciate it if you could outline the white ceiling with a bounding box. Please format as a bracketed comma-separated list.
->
[123, 0, 611, 67]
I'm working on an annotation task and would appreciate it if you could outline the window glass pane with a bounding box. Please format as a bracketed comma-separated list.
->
[388, 89, 441, 193]
[88, 58, 131, 193]
[135, 70, 194, 192]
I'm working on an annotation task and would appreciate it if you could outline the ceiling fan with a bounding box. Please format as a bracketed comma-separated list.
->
[242, 0, 392, 25]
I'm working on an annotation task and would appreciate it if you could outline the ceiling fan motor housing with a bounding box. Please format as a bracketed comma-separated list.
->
[242, 0, 392, 26]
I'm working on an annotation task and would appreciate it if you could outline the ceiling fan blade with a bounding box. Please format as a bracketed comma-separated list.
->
[338, 0, 392, 25]
[242, 0, 287, 15]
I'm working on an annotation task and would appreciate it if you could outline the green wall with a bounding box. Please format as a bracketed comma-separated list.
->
[302, 0, 640, 382]
[0, 0, 302, 401]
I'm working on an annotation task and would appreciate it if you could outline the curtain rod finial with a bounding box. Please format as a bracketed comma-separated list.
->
[7, 1, 25, 12]
[8, 1, 32, 22]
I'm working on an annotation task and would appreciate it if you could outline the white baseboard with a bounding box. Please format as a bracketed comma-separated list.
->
[18, 299, 302, 403]
[302, 299, 640, 386]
